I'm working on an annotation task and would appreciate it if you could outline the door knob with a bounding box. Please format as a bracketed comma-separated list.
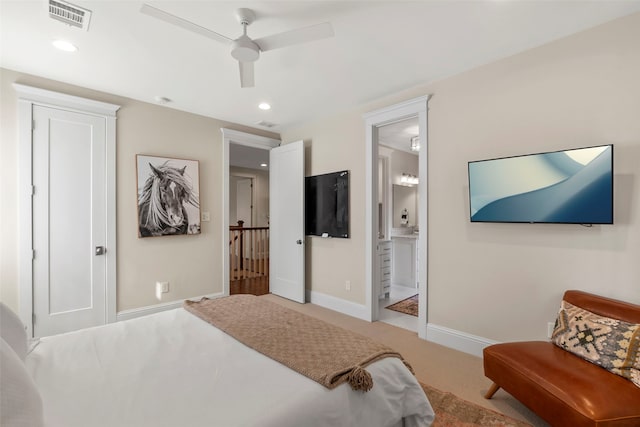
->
[95, 246, 106, 255]
[296, 239, 303, 245]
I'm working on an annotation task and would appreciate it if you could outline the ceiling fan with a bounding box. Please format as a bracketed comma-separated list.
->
[140, 4, 334, 88]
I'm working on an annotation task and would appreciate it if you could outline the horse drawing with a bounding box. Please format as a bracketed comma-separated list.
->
[138, 162, 199, 237]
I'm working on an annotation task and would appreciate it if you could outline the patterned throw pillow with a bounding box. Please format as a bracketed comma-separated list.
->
[552, 300, 640, 388]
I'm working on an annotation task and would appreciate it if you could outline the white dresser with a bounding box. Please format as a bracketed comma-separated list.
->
[378, 240, 392, 298]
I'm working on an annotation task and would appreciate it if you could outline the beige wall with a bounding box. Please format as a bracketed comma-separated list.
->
[282, 13, 640, 342]
[2, 13, 639, 343]
[294, 116, 367, 304]
[0, 68, 278, 313]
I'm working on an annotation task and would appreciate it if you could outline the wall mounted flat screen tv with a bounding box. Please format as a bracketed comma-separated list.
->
[305, 170, 349, 238]
[468, 145, 613, 224]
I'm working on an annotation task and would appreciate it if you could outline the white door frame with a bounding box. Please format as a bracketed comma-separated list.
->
[377, 151, 391, 240]
[15, 83, 120, 337]
[363, 95, 431, 339]
[221, 129, 280, 296]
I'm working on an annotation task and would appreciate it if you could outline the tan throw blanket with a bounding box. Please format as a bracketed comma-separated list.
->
[183, 295, 413, 392]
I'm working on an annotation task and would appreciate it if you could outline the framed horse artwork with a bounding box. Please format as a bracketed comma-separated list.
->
[136, 155, 201, 237]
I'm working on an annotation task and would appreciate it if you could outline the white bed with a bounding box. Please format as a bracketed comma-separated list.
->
[3, 304, 434, 427]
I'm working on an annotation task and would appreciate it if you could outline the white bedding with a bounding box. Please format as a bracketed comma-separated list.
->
[25, 308, 434, 427]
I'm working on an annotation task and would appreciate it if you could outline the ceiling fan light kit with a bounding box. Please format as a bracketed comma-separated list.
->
[231, 36, 260, 62]
[140, 4, 334, 88]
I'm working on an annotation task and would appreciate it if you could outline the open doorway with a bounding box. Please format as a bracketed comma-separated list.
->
[228, 144, 270, 295]
[376, 117, 420, 332]
[221, 129, 280, 297]
[364, 96, 431, 340]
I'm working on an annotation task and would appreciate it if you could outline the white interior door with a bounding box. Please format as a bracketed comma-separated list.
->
[236, 177, 253, 226]
[32, 105, 107, 337]
[269, 141, 305, 303]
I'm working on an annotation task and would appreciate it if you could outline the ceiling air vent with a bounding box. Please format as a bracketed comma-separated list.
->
[48, 0, 92, 31]
[255, 120, 277, 128]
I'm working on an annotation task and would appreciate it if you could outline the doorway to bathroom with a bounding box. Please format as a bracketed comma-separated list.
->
[364, 95, 430, 339]
[377, 117, 420, 332]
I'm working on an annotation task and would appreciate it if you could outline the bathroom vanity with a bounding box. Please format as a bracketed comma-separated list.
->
[391, 230, 418, 288]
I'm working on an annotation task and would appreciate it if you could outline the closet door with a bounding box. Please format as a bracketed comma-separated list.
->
[32, 105, 107, 337]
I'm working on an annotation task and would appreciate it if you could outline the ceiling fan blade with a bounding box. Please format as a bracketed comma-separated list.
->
[254, 22, 334, 52]
[239, 62, 255, 88]
[140, 4, 232, 45]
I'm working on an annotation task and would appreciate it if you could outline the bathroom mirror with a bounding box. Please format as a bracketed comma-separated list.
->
[392, 184, 418, 228]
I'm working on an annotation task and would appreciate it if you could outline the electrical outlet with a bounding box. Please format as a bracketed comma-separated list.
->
[155, 281, 169, 301]
[547, 322, 555, 339]
[345, 280, 351, 291]
[201, 211, 211, 222]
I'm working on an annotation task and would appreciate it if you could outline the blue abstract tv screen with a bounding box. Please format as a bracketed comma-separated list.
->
[468, 145, 613, 224]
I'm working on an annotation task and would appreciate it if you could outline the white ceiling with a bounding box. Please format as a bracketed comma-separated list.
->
[2, 1, 640, 137]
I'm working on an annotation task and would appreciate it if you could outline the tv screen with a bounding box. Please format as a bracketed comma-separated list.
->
[468, 145, 613, 224]
[305, 170, 349, 238]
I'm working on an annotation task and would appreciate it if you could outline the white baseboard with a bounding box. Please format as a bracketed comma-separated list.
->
[305, 290, 370, 321]
[116, 292, 224, 322]
[424, 323, 499, 358]
[303, 291, 496, 358]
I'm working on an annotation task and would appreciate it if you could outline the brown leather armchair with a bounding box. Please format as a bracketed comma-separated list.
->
[483, 290, 640, 427]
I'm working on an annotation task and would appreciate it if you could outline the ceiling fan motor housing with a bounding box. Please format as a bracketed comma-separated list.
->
[231, 35, 260, 62]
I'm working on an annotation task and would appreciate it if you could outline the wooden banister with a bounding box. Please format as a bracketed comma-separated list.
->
[229, 221, 269, 280]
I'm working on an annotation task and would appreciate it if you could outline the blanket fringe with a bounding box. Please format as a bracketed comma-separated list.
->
[347, 366, 373, 392]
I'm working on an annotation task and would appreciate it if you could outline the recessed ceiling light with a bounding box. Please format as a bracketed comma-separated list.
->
[260, 163, 268, 167]
[52, 40, 78, 52]
[258, 102, 271, 110]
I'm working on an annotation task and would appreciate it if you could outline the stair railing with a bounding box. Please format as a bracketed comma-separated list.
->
[229, 221, 269, 280]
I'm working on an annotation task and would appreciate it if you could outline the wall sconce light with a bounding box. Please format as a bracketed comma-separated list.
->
[400, 173, 419, 186]
[410, 136, 420, 152]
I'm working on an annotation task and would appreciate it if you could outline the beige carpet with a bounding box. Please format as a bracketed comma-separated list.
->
[422, 383, 531, 427]
[385, 294, 419, 317]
